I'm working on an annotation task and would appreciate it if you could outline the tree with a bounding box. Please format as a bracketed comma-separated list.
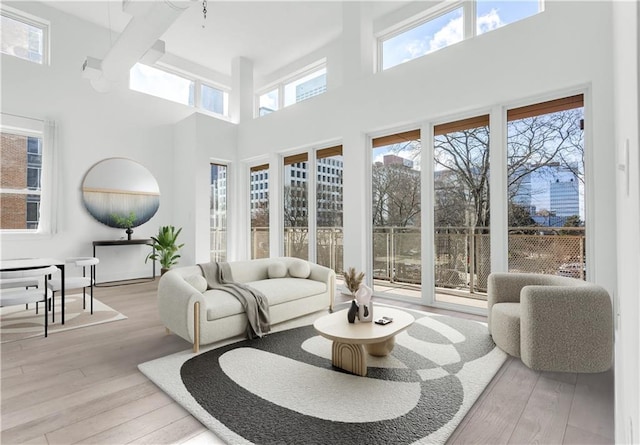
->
[250, 194, 269, 228]
[509, 202, 536, 228]
[434, 126, 491, 228]
[283, 183, 308, 258]
[559, 214, 584, 236]
[431, 109, 584, 230]
[372, 163, 421, 227]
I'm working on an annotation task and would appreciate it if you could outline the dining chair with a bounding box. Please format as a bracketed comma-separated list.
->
[47, 257, 99, 321]
[0, 265, 58, 338]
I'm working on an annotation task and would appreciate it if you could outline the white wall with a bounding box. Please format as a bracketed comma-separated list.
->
[613, 2, 640, 443]
[236, 1, 617, 296]
[173, 113, 237, 266]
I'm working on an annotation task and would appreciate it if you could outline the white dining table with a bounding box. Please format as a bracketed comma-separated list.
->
[0, 258, 67, 324]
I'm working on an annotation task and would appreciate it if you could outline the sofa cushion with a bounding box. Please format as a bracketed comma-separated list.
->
[185, 274, 207, 293]
[268, 261, 287, 279]
[204, 289, 246, 320]
[288, 260, 311, 278]
[203, 278, 327, 321]
[247, 278, 326, 306]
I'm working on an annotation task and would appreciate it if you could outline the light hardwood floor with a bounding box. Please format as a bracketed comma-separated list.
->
[1, 280, 614, 444]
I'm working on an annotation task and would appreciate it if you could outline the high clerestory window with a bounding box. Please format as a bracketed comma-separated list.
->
[257, 63, 327, 117]
[130, 63, 229, 117]
[379, 0, 542, 71]
[1, 6, 49, 65]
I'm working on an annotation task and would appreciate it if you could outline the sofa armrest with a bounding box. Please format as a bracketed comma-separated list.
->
[157, 270, 207, 344]
[308, 262, 336, 311]
[520, 284, 613, 372]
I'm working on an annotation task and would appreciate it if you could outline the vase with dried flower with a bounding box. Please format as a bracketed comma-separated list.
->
[343, 267, 365, 323]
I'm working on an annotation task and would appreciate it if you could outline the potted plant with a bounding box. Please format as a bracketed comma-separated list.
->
[146, 225, 185, 275]
[111, 211, 137, 240]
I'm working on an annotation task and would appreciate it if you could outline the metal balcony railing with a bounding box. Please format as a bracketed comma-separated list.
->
[213, 226, 586, 295]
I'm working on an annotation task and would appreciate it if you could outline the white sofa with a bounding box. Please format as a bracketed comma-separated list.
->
[157, 257, 335, 352]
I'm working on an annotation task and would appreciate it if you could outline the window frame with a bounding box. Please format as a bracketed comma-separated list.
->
[376, 0, 543, 72]
[255, 60, 327, 117]
[210, 162, 229, 262]
[0, 114, 52, 236]
[0, 5, 50, 65]
[129, 62, 231, 118]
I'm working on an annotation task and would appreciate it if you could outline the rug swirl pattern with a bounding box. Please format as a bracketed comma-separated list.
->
[139, 308, 507, 444]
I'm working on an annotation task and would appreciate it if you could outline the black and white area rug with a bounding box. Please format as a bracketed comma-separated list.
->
[138, 307, 507, 445]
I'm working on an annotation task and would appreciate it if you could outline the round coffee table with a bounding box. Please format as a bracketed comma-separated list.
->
[313, 306, 414, 376]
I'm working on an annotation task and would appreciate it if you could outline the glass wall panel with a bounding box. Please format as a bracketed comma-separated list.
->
[250, 164, 270, 259]
[507, 95, 585, 279]
[283, 154, 309, 260]
[316, 146, 343, 273]
[210, 163, 227, 262]
[371, 131, 421, 298]
[433, 116, 490, 308]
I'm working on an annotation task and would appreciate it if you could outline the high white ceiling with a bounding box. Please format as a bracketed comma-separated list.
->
[47, 1, 410, 79]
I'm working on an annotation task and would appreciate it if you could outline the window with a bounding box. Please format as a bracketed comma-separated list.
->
[259, 89, 279, 116]
[379, 1, 542, 71]
[1, 8, 48, 64]
[256, 63, 327, 117]
[381, 7, 463, 70]
[201, 84, 228, 116]
[372, 130, 422, 298]
[130, 63, 230, 116]
[316, 146, 343, 273]
[284, 68, 326, 107]
[210, 163, 227, 262]
[1, 119, 45, 231]
[476, 0, 541, 35]
[130, 63, 194, 106]
[284, 153, 309, 260]
[250, 164, 270, 259]
[507, 94, 585, 279]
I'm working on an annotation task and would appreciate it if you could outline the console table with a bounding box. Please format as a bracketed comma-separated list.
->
[92, 239, 155, 286]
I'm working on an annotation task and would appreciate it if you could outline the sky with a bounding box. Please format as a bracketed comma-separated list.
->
[382, 1, 541, 70]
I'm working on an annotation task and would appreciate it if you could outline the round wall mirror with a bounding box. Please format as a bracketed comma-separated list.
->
[82, 158, 160, 234]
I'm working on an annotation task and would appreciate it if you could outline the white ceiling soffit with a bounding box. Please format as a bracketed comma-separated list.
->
[83, 0, 196, 92]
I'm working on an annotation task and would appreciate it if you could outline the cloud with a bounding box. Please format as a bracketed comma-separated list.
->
[428, 16, 463, 52]
[477, 9, 503, 34]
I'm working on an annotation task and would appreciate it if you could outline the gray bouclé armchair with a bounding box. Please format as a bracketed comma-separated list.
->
[487, 272, 613, 373]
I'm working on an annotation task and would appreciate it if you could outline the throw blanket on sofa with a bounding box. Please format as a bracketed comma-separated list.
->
[198, 262, 271, 339]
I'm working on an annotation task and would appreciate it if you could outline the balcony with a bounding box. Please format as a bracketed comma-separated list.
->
[215, 226, 586, 301]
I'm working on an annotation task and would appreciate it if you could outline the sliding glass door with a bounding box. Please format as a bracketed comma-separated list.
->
[371, 130, 421, 299]
[433, 116, 490, 308]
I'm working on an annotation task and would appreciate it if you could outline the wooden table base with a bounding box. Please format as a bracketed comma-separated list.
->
[331, 337, 396, 377]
